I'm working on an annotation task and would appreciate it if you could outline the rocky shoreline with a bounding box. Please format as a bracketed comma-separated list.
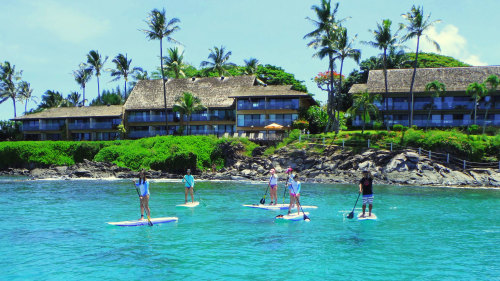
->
[2, 146, 499, 188]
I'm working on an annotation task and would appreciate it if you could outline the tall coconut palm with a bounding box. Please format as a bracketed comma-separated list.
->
[304, 0, 347, 133]
[86, 50, 108, 101]
[73, 63, 92, 106]
[0, 61, 23, 117]
[483, 75, 500, 133]
[17, 81, 37, 114]
[109, 54, 143, 99]
[362, 19, 400, 127]
[424, 80, 446, 129]
[172, 92, 205, 135]
[400, 5, 441, 127]
[346, 91, 381, 134]
[40, 90, 64, 109]
[466, 82, 488, 125]
[163, 47, 187, 79]
[200, 46, 236, 76]
[332, 27, 361, 132]
[66, 91, 82, 107]
[142, 8, 180, 134]
[244, 58, 260, 75]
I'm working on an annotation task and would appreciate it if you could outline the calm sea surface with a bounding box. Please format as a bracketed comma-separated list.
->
[0, 177, 498, 280]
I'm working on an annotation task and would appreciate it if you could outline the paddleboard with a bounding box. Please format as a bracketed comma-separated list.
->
[243, 204, 318, 210]
[357, 213, 377, 220]
[176, 201, 200, 207]
[107, 217, 178, 226]
[275, 212, 310, 221]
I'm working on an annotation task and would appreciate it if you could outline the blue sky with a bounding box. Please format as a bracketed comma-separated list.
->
[1, 0, 498, 120]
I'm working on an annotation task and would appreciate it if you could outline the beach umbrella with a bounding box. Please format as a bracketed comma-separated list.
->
[264, 123, 284, 139]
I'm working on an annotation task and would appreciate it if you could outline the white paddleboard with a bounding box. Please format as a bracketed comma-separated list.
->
[107, 217, 178, 226]
[357, 213, 377, 220]
[176, 201, 200, 207]
[275, 212, 310, 221]
[243, 204, 318, 210]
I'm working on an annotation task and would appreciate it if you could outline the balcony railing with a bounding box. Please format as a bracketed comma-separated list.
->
[93, 122, 115, 129]
[22, 125, 40, 131]
[68, 123, 91, 130]
[128, 131, 151, 138]
[238, 120, 267, 127]
[128, 116, 150, 123]
[40, 124, 62, 131]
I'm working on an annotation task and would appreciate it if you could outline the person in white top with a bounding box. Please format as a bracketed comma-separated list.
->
[268, 168, 278, 205]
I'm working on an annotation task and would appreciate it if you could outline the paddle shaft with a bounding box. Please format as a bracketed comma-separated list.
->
[348, 192, 361, 219]
[295, 195, 310, 221]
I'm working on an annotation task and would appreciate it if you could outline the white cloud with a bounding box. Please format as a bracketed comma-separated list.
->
[28, 1, 110, 44]
[411, 24, 487, 66]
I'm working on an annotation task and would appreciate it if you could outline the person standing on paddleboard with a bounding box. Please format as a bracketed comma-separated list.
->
[285, 167, 295, 207]
[182, 169, 195, 204]
[287, 173, 302, 215]
[268, 168, 278, 205]
[359, 170, 374, 218]
[132, 170, 151, 221]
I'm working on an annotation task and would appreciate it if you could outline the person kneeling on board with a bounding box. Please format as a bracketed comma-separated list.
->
[132, 170, 151, 221]
[182, 169, 195, 204]
[287, 173, 302, 216]
[359, 170, 374, 218]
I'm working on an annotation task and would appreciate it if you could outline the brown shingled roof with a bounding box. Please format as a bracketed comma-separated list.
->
[12, 105, 123, 120]
[229, 85, 310, 97]
[349, 66, 500, 94]
[124, 75, 256, 110]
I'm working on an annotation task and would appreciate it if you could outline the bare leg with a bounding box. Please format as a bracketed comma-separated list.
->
[144, 195, 151, 218]
[369, 204, 372, 216]
[288, 195, 294, 215]
[190, 188, 194, 203]
[184, 188, 188, 204]
[361, 204, 366, 217]
[274, 188, 278, 205]
[296, 194, 301, 215]
[139, 197, 144, 220]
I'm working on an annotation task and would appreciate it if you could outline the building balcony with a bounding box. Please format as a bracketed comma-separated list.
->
[22, 125, 40, 131]
[68, 123, 91, 130]
[128, 131, 151, 138]
[93, 122, 116, 129]
[238, 120, 267, 127]
[128, 116, 150, 123]
[40, 124, 62, 131]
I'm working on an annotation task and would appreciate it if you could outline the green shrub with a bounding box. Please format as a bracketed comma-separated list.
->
[393, 124, 408, 131]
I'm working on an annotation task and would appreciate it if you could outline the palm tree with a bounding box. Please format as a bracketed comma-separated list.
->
[332, 27, 361, 131]
[346, 91, 381, 134]
[244, 58, 260, 75]
[362, 19, 400, 127]
[109, 54, 143, 99]
[73, 63, 92, 106]
[466, 82, 488, 125]
[86, 50, 108, 101]
[17, 81, 37, 114]
[482, 75, 500, 133]
[39, 90, 64, 109]
[400, 5, 441, 127]
[200, 46, 236, 76]
[424, 80, 446, 129]
[172, 92, 205, 135]
[142, 8, 180, 134]
[304, 0, 346, 133]
[163, 47, 187, 79]
[0, 61, 23, 117]
[66, 91, 81, 106]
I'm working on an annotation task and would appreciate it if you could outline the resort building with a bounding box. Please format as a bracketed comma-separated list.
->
[12, 105, 123, 141]
[124, 75, 316, 139]
[12, 75, 315, 141]
[349, 66, 500, 127]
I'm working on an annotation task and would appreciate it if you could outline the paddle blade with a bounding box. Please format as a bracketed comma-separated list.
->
[347, 212, 354, 219]
[260, 198, 265, 204]
[304, 214, 310, 222]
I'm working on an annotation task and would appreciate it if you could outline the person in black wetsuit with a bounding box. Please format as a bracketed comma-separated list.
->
[359, 170, 374, 217]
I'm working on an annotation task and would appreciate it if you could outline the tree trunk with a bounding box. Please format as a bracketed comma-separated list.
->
[383, 48, 388, 128]
[82, 86, 86, 106]
[426, 100, 433, 130]
[482, 105, 489, 134]
[97, 76, 101, 101]
[12, 97, 16, 117]
[408, 36, 421, 127]
[336, 58, 345, 134]
[473, 96, 477, 125]
[361, 109, 366, 134]
[160, 39, 169, 135]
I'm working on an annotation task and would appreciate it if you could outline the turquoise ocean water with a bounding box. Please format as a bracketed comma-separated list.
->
[0, 177, 499, 280]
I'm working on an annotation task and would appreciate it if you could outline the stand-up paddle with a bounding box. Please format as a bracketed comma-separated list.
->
[347, 192, 361, 219]
[260, 185, 269, 204]
[295, 196, 310, 221]
[133, 184, 153, 226]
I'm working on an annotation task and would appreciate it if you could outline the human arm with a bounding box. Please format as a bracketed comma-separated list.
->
[359, 183, 363, 194]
